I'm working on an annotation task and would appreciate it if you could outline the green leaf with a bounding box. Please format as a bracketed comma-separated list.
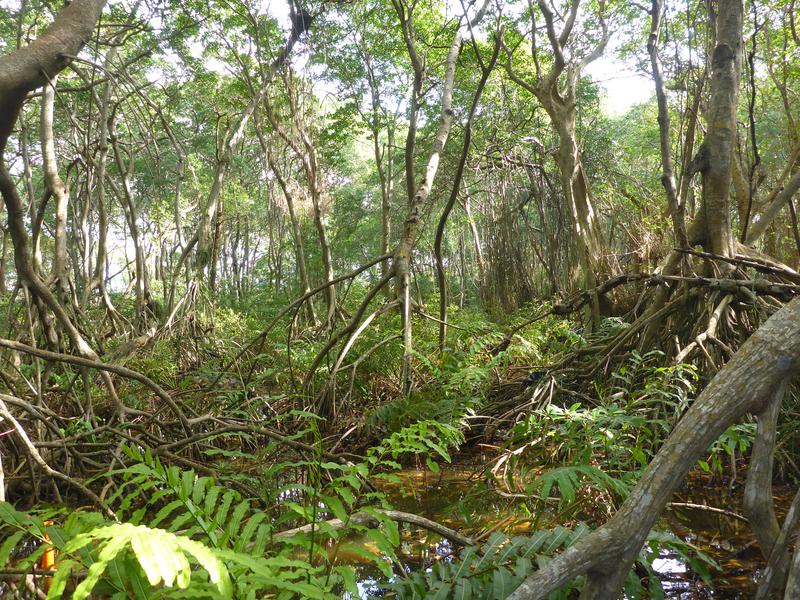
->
[334, 565, 357, 594]
[367, 528, 395, 557]
[0, 502, 47, 538]
[321, 495, 348, 522]
[0, 530, 25, 566]
[491, 567, 514, 599]
[72, 530, 132, 599]
[453, 579, 473, 600]
[337, 542, 391, 577]
[151, 499, 184, 528]
[174, 536, 232, 597]
[46, 559, 77, 600]
[132, 527, 190, 587]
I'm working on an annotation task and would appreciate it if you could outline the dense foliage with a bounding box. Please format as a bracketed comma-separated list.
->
[0, 0, 799, 597]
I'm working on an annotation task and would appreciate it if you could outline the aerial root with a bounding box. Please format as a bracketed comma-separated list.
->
[0, 395, 116, 520]
[503, 298, 800, 599]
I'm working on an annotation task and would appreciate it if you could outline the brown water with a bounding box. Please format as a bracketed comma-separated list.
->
[351, 457, 796, 599]
[657, 472, 795, 598]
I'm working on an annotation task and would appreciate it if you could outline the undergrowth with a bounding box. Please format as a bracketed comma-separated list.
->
[0, 302, 767, 598]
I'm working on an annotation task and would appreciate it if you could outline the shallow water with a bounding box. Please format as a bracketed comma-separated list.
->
[350, 457, 794, 598]
[655, 472, 795, 598]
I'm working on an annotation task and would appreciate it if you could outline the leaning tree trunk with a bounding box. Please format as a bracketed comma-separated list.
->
[363, 49, 395, 285]
[507, 295, 800, 599]
[392, 0, 489, 389]
[111, 132, 149, 325]
[434, 37, 499, 351]
[40, 73, 71, 302]
[648, 0, 689, 250]
[0, 0, 132, 417]
[263, 139, 317, 324]
[0, 0, 106, 358]
[193, 20, 309, 280]
[263, 82, 337, 328]
[83, 3, 139, 316]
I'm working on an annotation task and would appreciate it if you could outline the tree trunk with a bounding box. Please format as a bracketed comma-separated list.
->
[434, 38, 498, 350]
[267, 147, 317, 324]
[648, 0, 688, 250]
[110, 134, 149, 325]
[194, 20, 309, 279]
[504, 0, 613, 303]
[393, 11, 464, 388]
[700, 0, 743, 258]
[508, 296, 800, 599]
[0, 0, 127, 419]
[462, 194, 485, 287]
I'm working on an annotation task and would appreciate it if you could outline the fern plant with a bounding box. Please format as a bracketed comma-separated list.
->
[388, 525, 717, 599]
[0, 417, 467, 599]
[388, 526, 592, 599]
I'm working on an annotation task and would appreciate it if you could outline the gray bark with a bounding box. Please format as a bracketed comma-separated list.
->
[508, 297, 800, 599]
[700, 0, 744, 258]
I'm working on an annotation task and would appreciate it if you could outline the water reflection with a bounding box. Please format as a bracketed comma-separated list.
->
[346, 459, 791, 598]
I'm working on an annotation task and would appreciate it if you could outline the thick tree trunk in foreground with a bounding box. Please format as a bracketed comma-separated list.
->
[641, 0, 742, 346]
[0, 0, 133, 419]
[508, 296, 800, 599]
[0, 0, 106, 138]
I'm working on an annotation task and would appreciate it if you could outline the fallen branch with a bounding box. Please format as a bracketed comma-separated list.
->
[676, 247, 800, 282]
[275, 508, 476, 546]
[667, 502, 748, 523]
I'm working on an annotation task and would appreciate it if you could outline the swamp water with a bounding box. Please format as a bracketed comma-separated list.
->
[345, 456, 794, 599]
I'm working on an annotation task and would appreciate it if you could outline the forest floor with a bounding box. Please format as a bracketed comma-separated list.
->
[2, 298, 797, 598]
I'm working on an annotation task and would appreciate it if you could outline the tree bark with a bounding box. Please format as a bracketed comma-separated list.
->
[40, 73, 71, 299]
[700, 0, 743, 259]
[0, 0, 106, 358]
[362, 47, 395, 283]
[264, 78, 337, 328]
[507, 296, 800, 599]
[392, 0, 489, 388]
[0, 0, 130, 418]
[434, 37, 499, 351]
[648, 0, 688, 250]
[194, 18, 310, 279]
[0, 0, 107, 141]
[266, 146, 317, 324]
